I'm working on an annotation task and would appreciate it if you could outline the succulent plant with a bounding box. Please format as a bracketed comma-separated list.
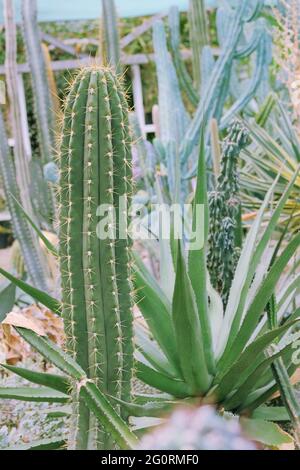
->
[208, 121, 250, 305]
[57, 66, 134, 449]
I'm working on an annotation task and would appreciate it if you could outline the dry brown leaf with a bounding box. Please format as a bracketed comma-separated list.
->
[2, 312, 46, 336]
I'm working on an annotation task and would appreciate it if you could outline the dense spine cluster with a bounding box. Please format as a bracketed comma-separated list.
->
[208, 121, 250, 305]
[58, 67, 134, 449]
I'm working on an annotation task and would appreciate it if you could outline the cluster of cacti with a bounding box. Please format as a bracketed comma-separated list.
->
[148, 0, 271, 203]
[208, 121, 250, 305]
[58, 66, 134, 449]
[138, 406, 256, 450]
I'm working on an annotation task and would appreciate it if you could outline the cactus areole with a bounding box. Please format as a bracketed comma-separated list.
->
[59, 67, 134, 449]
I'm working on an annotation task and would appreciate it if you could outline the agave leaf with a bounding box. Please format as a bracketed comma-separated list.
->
[172, 242, 211, 394]
[226, 232, 300, 366]
[133, 256, 179, 369]
[252, 406, 290, 422]
[13, 326, 138, 450]
[214, 319, 300, 400]
[136, 361, 191, 398]
[0, 282, 16, 323]
[6, 437, 66, 451]
[223, 334, 300, 410]
[188, 125, 215, 374]
[9, 193, 58, 257]
[80, 382, 138, 450]
[240, 418, 293, 447]
[0, 386, 69, 403]
[15, 327, 84, 380]
[135, 324, 179, 378]
[108, 395, 180, 418]
[277, 273, 300, 311]
[0, 267, 61, 316]
[1, 364, 71, 395]
[218, 169, 299, 361]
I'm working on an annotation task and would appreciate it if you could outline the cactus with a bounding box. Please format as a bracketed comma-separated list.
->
[189, 0, 210, 91]
[148, 0, 272, 201]
[208, 121, 250, 305]
[21, 0, 56, 166]
[101, 0, 122, 74]
[58, 66, 134, 449]
[21, 0, 56, 224]
[0, 109, 49, 292]
[138, 406, 256, 450]
[3, 0, 50, 291]
[41, 42, 62, 129]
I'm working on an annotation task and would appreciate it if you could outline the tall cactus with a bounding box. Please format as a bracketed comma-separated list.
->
[21, 0, 56, 165]
[3, 0, 49, 291]
[208, 121, 250, 305]
[0, 110, 49, 292]
[101, 0, 122, 74]
[189, 0, 210, 91]
[58, 66, 134, 449]
[21, 0, 56, 224]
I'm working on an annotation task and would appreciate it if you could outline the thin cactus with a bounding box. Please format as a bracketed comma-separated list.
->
[189, 0, 210, 91]
[0, 109, 49, 292]
[208, 121, 250, 305]
[101, 0, 122, 74]
[41, 42, 62, 129]
[3, 0, 50, 291]
[58, 66, 134, 449]
[21, 0, 56, 165]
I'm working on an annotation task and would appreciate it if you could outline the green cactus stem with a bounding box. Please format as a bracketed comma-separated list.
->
[189, 0, 209, 91]
[21, 0, 56, 165]
[101, 0, 122, 74]
[208, 121, 250, 305]
[58, 66, 134, 449]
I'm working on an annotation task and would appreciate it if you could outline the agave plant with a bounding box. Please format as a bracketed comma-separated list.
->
[129, 130, 300, 435]
[240, 99, 300, 232]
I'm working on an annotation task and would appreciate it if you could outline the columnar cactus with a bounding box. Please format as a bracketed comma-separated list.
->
[22, 0, 56, 165]
[208, 121, 250, 305]
[189, 0, 209, 91]
[101, 0, 122, 74]
[58, 67, 134, 449]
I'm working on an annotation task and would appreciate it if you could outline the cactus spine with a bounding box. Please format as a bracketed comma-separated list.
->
[208, 121, 249, 305]
[59, 67, 134, 449]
